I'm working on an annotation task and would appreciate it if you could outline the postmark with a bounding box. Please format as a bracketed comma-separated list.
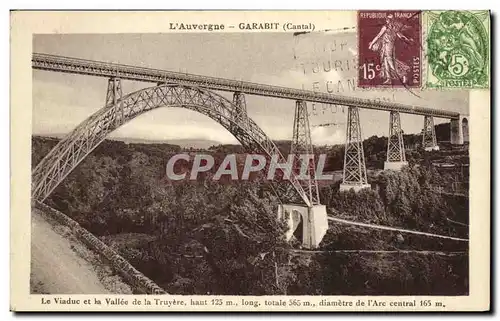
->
[358, 11, 422, 88]
[425, 10, 490, 89]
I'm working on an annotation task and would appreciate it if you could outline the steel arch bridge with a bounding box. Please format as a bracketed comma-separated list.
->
[31, 83, 312, 206]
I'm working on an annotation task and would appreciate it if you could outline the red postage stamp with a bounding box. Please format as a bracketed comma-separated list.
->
[358, 11, 422, 88]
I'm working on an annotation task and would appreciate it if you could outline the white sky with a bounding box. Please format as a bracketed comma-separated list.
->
[32, 32, 469, 145]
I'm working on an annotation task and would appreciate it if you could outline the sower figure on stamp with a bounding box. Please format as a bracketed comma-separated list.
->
[368, 14, 414, 85]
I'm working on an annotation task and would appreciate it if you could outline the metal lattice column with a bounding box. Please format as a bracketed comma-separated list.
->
[231, 92, 249, 132]
[105, 78, 123, 126]
[341, 106, 369, 191]
[290, 100, 320, 205]
[105, 77, 122, 105]
[422, 115, 439, 151]
[386, 111, 406, 162]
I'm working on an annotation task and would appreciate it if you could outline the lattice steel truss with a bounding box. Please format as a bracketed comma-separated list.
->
[105, 77, 122, 106]
[387, 111, 406, 162]
[31, 83, 312, 207]
[231, 92, 249, 133]
[342, 106, 368, 185]
[105, 78, 124, 125]
[422, 115, 437, 149]
[290, 100, 320, 205]
[32, 53, 460, 119]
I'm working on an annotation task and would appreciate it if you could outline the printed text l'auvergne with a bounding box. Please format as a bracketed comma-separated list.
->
[168, 22, 281, 31]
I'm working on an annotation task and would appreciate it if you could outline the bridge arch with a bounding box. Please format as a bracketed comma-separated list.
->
[32, 84, 310, 205]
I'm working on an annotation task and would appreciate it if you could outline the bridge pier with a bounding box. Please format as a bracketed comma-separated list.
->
[277, 204, 328, 249]
[105, 77, 122, 106]
[275, 100, 327, 249]
[384, 111, 407, 171]
[340, 106, 370, 192]
[105, 77, 123, 125]
[291, 100, 320, 205]
[422, 115, 439, 151]
[450, 115, 469, 145]
[231, 92, 249, 131]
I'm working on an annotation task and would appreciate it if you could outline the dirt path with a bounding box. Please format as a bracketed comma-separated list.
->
[30, 208, 111, 294]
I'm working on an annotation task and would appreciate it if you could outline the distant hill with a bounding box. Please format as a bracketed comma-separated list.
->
[33, 134, 223, 150]
[33, 122, 451, 151]
[119, 138, 223, 149]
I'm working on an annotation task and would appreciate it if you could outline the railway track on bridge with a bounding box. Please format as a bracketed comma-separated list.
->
[32, 53, 460, 119]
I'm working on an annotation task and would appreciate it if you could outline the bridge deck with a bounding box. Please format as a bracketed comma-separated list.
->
[32, 53, 460, 120]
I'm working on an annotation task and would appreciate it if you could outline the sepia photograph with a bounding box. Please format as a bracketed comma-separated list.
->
[10, 10, 490, 312]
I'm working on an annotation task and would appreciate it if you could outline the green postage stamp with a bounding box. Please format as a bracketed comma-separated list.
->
[425, 10, 490, 89]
